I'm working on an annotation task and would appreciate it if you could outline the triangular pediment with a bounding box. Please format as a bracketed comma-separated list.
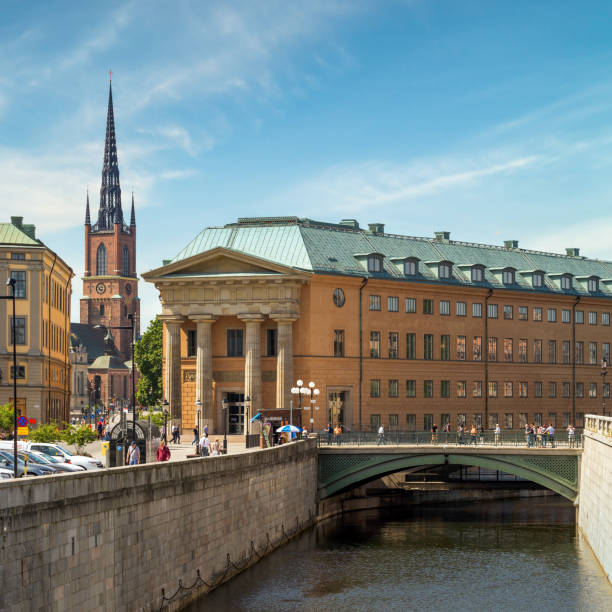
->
[142, 247, 310, 281]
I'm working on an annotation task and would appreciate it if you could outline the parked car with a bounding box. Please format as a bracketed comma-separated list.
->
[23, 443, 103, 470]
[0, 467, 15, 479]
[0, 450, 58, 476]
[18, 451, 85, 473]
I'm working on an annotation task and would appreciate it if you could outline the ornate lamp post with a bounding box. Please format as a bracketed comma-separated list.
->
[1, 278, 18, 478]
[303, 381, 320, 432]
[290, 380, 313, 429]
[221, 398, 228, 453]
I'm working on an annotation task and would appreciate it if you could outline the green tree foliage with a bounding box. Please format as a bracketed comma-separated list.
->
[138, 410, 166, 428]
[134, 318, 162, 408]
[0, 403, 13, 433]
[28, 422, 62, 443]
[60, 425, 98, 452]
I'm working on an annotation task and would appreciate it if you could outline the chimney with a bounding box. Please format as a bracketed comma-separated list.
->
[434, 231, 450, 242]
[566, 247, 580, 257]
[504, 240, 519, 249]
[339, 219, 360, 230]
[368, 223, 385, 235]
[162, 259, 172, 266]
[11, 216, 36, 239]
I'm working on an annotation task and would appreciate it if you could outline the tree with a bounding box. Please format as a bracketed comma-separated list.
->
[0, 403, 13, 433]
[134, 318, 163, 408]
[28, 422, 62, 443]
[60, 425, 98, 453]
[138, 410, 165, 428]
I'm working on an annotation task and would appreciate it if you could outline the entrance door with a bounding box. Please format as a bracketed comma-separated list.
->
[226, 392, 245, 434]
[328, 392, 346, 429]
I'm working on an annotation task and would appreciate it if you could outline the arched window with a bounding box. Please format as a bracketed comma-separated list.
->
[123, 246, 130, 277]
[96, 243, 107, 275]
[100, 304, 104, 316]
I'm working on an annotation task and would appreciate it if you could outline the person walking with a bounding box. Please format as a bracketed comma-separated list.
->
[469, 424, 478, 445]
[171, 425, 180, 444]
[567, 424, 575, 448]
[334, 424, 342, 446]
[377, 424, 385, 445]
[211, 439, 221, 455]
[126, 441, 140, 465]
[327, 423, 333, 445]
[458, 423, 466, 445]
[199, 434, 211, 457]
[547, 423, 555, 448]
[156, 440, 171, 461]
[192, 427, 199, 453]
[161, 424, 166, 444]
[494, 423, 501, 446]
[431, 423, 438, 444]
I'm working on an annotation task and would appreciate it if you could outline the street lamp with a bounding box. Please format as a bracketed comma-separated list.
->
[244, 395, 251, 436]
[290, 379, 311, 429]
[303, 381, 320, 431]
[162, 399, 169, 443]
[221, 397, 228, 453]
[601, 359, 608, 416]
[1, 278, 18, 478]
[195, 398, 202, 449]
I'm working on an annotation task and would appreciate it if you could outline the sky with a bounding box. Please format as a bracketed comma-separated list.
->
[2, 0, 612, 329]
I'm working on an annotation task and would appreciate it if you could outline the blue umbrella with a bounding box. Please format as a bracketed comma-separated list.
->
[276, 425, 302, 433]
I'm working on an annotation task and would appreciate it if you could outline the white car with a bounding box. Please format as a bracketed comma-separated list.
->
[24, 443, 103, 470]
[0, 467, 14, 479]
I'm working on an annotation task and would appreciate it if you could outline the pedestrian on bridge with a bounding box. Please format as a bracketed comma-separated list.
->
[567, 424, 575, 448]
[547, 424, 555, 448]
[494, 424, 501, 446]
[469, 425, 478, 445]
[126, 441, 140, 465]
[458, 423, 466, 445]
[377, 424, 385, 445]
[199, 434, 211, 457]
[327, 423, 333, 445]
[334, 425, 342, 446]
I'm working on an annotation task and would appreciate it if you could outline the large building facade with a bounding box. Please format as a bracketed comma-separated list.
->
[144, 217, 612, 434]
[0, 216, 74, 424]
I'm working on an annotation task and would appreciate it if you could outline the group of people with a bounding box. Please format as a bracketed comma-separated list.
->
[326, 423, 344, 445]
[189, 425, 222, 457]
[524, 423, 562, 448]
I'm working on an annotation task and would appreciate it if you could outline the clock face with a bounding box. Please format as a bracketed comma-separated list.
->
[333, 288, 345, 307]
[125, 283, 132, 294]
[96, 283, 106, 295]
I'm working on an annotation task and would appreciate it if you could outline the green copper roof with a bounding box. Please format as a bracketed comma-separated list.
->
[0, 221, 39, 246]
[167, 217, 612, 298]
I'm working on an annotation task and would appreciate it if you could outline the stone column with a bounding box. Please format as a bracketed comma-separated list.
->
[239, 314, 264, 426]
[271, 316, 298, 410]
[159, 316, 184, 426]
[192, 315, 216, 430]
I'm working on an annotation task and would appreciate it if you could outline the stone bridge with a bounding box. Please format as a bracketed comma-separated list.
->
[318, 446, 582, 501]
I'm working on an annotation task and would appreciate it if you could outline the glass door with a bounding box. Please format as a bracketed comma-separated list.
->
[227, 392, 245, 434]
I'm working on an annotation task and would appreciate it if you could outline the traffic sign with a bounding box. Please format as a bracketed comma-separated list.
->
[28, 418, 36, 425]
[17, 426, 28, 436]
[17, 415, 27, 427]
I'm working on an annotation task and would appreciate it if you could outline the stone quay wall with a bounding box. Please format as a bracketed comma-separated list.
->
[0, 439, 318, 612]
[579, 414, 612, 584]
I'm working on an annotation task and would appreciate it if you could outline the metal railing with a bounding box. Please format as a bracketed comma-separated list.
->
[316, 429, 583, 448]
[245, 433, 261, 449]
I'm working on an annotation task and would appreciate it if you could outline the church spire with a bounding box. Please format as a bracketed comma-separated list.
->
[130, 191, 136, 226]
[97, 81, 123, 229]
[85, 189, 91, 226]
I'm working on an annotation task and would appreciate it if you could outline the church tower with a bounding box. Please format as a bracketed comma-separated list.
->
[80, 82, 140, 361]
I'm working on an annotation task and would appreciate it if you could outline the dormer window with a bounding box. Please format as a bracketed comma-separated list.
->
[368, 255, 383, 273]
[588, 278, 599, 292]
[404, 258, 418, 276]
[438, 262, 452, 280]
[471, 265, 484, 283]
[561, 274, 572, 290]
[502, 269, 515, 285]
[532, 272, 544, 288]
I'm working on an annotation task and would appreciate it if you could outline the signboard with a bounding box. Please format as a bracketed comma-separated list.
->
[28, 418, 36, 425]
[17, 426, 29, 436]
[17, 416, 27, 427]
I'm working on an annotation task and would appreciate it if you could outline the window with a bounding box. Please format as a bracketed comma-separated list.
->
[424, 380, 433, 398]
[440, 300, 450, 316]
[423, 299, 434, 314]
[438, 262, 451, 279]
[11, 252, 25, 260]
[267, 328, 278, 356]
[576, 382, 584, 398]
[10, 365, 25, 379]
[547, 308, 557, 323]
[405, 298, 416, 313]
[603, 312, 611, 326]
[504, 413, 514, 429]
[488, 381, 498, 398]
[502, 269, 515, 285]
[122, 246, 130, 277]
[9, 271, 26, 298]
[533, 307, 543, 321]
[548, 340, 556, 364]
[10, 317, 26, 345]
[588, 278, 599, 292]
[406, 333, 416, 359]
[457, 413, 467, 426]
[457, 381, 466, 397]
[404, 259, 418, 276]
[440, 335, 450, 360]
[424, 414, 433, 431]
[548, 413, 557, 427]
[519, 413, 529, 428]
[96, 243, 107, 275]
[471, 266, 484, 282]
[519, 338, 528, 363]
[389, 379, 399, 398]
[534, 339, 542, 363]
[562, 309, 571, 323]
[473, 381, 482, 397]
[370, 414, 381, 430]
[472, 303, 482, 318]
[562, 340, 571, 364]
[424, 334, 434, 360]
[369, 295, 381, 311]
[406, 414, 416, 430]
[370, 331, 380, 358]
[441, 414, 451, 428]
[387, 296, 399, 312]
[589, 342, 597, 365]
[562, 412, 571, 427]
[562, 382, 571, 398]
[370, 379, 381, 398]
[576, 413, 585, 427]
[589, 382, 597, 398]
[457, 336, 466, 360]
[227, 329, 243, 356]
[440, 380, 450, 398]
[589, 311, 597, 325]
[488, 337, 497, 361]
[333, 330, 344, 357]
[518, 306, 528, 320]
[535, 381, 543, 398]
[488, 304, 498, 319]
[504, 338, 513, 362]
[603, 343, 610, 363]
[503, 305, 513, 320]
[406, 380, 416, 397]
[575, 341, 584, 364]
[456, 301, 466, 316]
[368, 255, 382, 273]
[388, 332, 399, 359]
[549, 382, 557, 398]
[604, 383, 610, 398]
[534, 413, 543, 427]
[389, 414, 399, 429]
[561, 275, 572, 290]
[533, 272, 544, 288]
[504, 381, 513, 398]
[473, 336, 482, 361]
[187, 330, 196, 357]
[575, 310, 584, 324]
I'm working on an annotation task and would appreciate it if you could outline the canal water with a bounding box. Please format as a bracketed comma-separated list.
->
[195, 498, 612, 612]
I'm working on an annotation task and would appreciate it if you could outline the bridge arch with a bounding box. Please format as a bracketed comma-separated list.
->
[317, 451, 579, 502]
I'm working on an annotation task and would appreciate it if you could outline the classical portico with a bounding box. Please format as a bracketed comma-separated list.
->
[143, 247, 310, 432]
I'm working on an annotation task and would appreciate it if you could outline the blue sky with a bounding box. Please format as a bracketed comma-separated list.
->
[2, 0, 612, 327]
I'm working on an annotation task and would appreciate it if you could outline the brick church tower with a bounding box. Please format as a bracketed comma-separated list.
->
[80, 82, 140, 361]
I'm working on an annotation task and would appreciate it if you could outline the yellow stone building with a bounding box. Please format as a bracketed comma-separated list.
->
[0, 217, 74, 425]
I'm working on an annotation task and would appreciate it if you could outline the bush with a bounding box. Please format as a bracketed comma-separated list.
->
[60, 425, 98, 452]
[28, 422, 62, 443]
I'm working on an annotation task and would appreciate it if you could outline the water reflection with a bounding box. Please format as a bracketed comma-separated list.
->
[194, 498, 612, 612]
